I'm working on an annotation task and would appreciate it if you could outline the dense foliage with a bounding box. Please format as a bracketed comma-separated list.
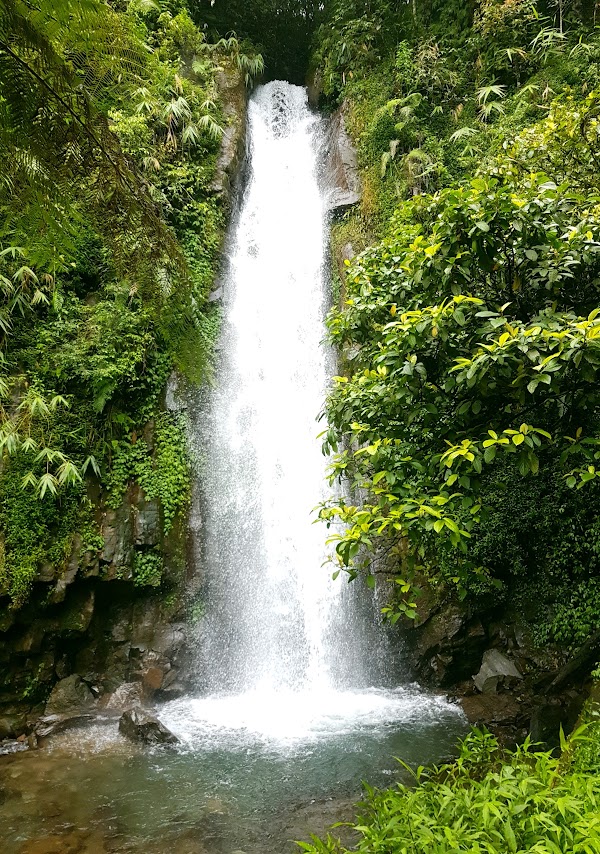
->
[196, 0, 321, 82]
[300, 725, 600, 854]
[306, 5, 600, 851]
[0, 0, 260, 606]
[311, 0, 600, 646]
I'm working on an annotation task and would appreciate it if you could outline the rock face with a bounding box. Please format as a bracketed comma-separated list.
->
[401, 588, 588, 745]
[104, 681, 143, 712]
[473, 649, 522, 694]
[118, 708, 179, 745]
[211, 65, 248, 204]
[45, 675, 95, 715]
[322, 102, 361, 213]
[0, 483, 191, 738]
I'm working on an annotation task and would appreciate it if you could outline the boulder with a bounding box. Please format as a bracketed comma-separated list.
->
[118, 708, 179, 745]
[461, 694, 524, 728]
[159, 667, 185, 698]
[34, 713, 95, 739]
[44, 675, 95, 715]
[104, 681, 143, 712]
[405, 601, 488, 686]
[0, 714, 27, 739]
[473, 649, 522, 694]
[142, 666, 165, 692]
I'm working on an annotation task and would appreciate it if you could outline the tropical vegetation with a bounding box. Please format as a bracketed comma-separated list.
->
[300, 721, 600, 854]
[0, 0, 262, 604]
[310, 0, 600, 648]
[305, 2, 600, 846]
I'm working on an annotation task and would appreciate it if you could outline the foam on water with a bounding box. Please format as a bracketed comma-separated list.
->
[161, 686, 463, 752]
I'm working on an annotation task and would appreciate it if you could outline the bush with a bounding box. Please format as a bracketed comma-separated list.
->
[299, 730, 600, 853]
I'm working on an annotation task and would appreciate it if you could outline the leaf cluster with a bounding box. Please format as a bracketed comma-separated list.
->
[299, 729, 600, 854]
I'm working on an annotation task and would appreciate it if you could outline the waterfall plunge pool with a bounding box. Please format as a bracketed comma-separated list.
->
[0, 687, 466, 853]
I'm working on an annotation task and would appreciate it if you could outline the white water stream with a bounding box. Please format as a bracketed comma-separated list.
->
[162, 82, 462, 749]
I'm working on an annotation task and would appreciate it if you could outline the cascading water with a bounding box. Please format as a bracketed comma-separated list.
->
[194, 80, 386, 698]
[162, 82, 464, 747]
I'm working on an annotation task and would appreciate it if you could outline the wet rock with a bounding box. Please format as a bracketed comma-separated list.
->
[104, 681, 143, 712]
[118, 708, 179, 745]
[130, 599, 164, 649]
[529, 702, 567, 746]
[18, 830, 92, 854]
[0, 713, 28, 739]
[100, 501, 134, 578]
[461, 694, 525, 728]
[473, 649, 522, 694]
[109, 606, 132, 643]
[38, 562, 56, 583]
[143, 666, 165, 691]
[208, 287, 223, 303]
[342, 242, 355, 264]
[55, 588, 95, 633]
[130, 648, 172, 694]
[323, 102, 361, 212]
[159, 668, 185, 698]
[45, 675, 95, 715]
[0, 738, 29, 755]
[13, 624, 47, 654]
[405, 602, 488, 686]
[49, 539, 80, 603]
[165, 371, 186, 413]
[151, 624, 186, 659]
[132, 497, 161, 547]
[211, 66, 247, 201]
[35, 713, 96, 739]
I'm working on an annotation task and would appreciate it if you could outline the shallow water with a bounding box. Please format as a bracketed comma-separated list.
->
[0, 689, 466, 854]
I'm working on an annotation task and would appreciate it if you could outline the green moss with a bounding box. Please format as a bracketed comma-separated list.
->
[106, 412, 191, 534]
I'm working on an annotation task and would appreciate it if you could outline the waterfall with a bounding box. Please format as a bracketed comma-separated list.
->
[194, 81, 385, 695]
[162, 82, 462, 747]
